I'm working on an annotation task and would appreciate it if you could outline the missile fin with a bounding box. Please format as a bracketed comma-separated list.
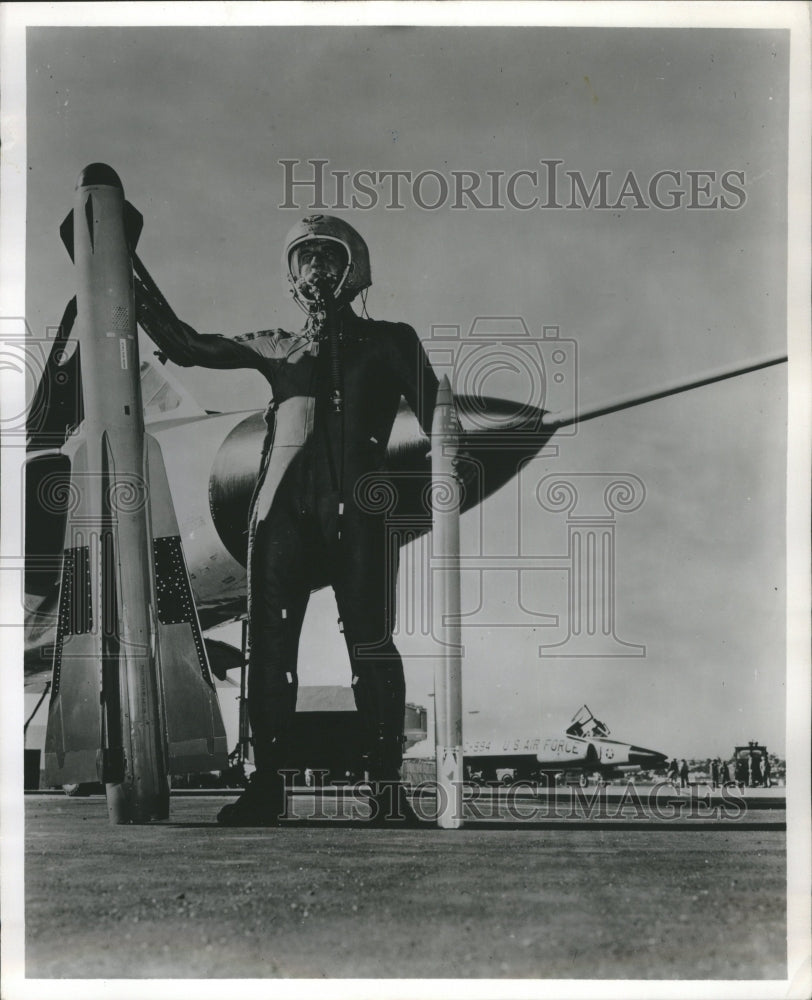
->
[59, 210, 74, 262]
[42, 446, 104, 787]
[84, 193, 95, 254]
[124, 201, 143, 252]
[85, 194, 96, 254]
[147, 435, 229, 774]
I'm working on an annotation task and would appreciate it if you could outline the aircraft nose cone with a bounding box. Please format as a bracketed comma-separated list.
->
[456, 394, 548, 437]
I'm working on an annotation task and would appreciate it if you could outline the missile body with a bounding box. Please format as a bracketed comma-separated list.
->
[44, 165, 169, 822]
[430, 376, 464, 829]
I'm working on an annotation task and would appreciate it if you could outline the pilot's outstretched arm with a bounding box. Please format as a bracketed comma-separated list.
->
[135, 276, 289, 370]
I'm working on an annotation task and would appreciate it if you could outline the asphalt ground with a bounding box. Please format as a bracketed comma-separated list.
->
[22, 791, 787, 981]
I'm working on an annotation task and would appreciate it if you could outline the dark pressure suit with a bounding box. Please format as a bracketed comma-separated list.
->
[136, 300, 438, 779]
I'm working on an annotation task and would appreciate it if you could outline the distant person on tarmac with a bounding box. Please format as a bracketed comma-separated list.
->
[679, 759, 689, 789]
[710, 758, 720, 789]
[667, 758, 679, 786]
[763, 755, 772, 788]
[721, 760, 732, 786]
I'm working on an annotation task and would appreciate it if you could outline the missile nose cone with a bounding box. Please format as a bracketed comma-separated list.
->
[76, 163, 123, 191]
[435, 375, 453, 408]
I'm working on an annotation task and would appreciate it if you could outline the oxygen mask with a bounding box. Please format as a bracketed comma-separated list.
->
[290, 240, 347, 311]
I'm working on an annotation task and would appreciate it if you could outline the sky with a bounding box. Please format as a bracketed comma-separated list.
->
[17, 21, 793, 757]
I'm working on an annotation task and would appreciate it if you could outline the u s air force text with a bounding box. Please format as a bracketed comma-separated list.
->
[464, 738, 600, 755]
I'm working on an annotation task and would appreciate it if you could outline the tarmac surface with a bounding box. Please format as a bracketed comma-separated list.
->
[21, 786, 787, 982]
[19, 795, 786, 979]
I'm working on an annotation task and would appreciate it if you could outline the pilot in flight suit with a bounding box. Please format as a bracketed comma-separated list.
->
[136, 215, 438, 825]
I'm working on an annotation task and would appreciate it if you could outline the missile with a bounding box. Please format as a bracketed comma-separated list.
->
[44, 164, 169, 822]
[430, 376, 464, 829]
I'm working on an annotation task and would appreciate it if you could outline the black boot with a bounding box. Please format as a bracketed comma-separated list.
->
[216, 770, 286, 826]
[366, 779, 423, 828]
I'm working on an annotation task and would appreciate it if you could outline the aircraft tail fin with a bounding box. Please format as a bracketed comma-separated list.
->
[140, 358, 207, 424]
[26, 298, 81, 452]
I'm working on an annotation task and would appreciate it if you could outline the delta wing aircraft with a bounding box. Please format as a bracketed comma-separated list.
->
[22, 164, 786, 823]
[424, 704, 668, 784]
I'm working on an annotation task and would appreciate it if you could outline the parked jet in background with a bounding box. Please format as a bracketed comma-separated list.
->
[405, 704, 668, 783]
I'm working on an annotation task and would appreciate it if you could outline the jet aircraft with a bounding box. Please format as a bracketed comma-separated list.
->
[449, 704, 668, 783]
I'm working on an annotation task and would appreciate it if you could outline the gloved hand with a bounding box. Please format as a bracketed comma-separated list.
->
[134, 277, 201, 366]
[134, 276, 171, 363]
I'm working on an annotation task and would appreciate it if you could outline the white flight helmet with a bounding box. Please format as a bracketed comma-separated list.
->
[283, 215, 371, 310]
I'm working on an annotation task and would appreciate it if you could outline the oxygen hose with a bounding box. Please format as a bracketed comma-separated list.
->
[327, 308, 346, 541]
[329, 319, 343, 414]
[299, 276, 346, 542]
[307, 276, 343, 415]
